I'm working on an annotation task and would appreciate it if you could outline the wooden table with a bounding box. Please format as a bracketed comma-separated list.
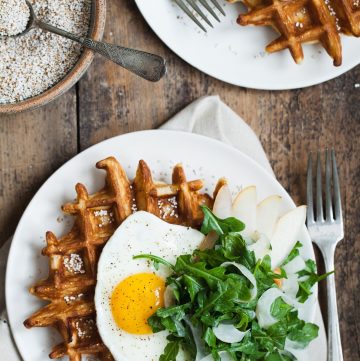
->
[1, 0, 359, 359]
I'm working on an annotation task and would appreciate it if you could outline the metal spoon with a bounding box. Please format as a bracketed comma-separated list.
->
[9, 0, 166, 82]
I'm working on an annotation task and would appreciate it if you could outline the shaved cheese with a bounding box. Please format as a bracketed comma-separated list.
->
[283, 256, 306, 275]
[281, 273, 299, 298]
[221, 262, 257, 301]
[279, 255, 306, 298]
[248, 233, 271, 260]
[213, 323, 249, 343]
[164, 284, 176, 307]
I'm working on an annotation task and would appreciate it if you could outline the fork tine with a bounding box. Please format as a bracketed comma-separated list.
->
[325, 149, 333, 221]
[198, 0, 220, 22]
[316, 152, 324, 222]
[332, 150, 342, 220]
[307, 153, 314, 224]
[186, 0, 213, 27]
[210, 0, 226, 15]
[174, 0, 207, 32]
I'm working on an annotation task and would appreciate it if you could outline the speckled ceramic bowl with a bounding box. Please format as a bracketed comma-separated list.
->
[0, 0, 106, 114]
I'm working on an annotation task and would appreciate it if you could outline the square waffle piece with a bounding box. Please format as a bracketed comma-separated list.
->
[24, 156, 214, 361]
[238, 0, 343, 65]
[230, 0, 360, 65]
[330, 0, 360, 36]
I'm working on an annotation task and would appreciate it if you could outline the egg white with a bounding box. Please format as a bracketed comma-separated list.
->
[95, 211, 205, 361]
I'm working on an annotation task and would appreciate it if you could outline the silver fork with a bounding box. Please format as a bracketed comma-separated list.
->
[307, 150, 344, 361]
[174, 0, 225, 32]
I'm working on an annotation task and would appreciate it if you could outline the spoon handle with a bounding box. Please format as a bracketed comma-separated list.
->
[82, 38, 166, 82]
[37, 21, 166, 82]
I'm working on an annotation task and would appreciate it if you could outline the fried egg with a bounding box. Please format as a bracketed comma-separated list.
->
[95, 211, 205, 361]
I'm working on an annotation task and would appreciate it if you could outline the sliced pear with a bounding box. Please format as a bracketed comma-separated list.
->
[270, 205, 307, 269]
[232, 186, 257, 237]
[212, 184, 233, 219]
[256, 195, 282, 239]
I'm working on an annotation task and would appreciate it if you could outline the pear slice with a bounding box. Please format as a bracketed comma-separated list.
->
[270, 205, 307, 269]
[256, 195, 282, 239]
[212, 184, 233, 219]
[232, 186, 257, 237]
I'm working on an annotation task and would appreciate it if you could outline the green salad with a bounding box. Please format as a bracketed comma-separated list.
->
[134, 206, 331, 361]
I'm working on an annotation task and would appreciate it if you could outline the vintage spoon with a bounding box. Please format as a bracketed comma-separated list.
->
[8, 0, 166, 82]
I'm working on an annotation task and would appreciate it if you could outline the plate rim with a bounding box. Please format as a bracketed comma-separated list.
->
[5, 129, 317, 359]
[135, 0, 360, 90]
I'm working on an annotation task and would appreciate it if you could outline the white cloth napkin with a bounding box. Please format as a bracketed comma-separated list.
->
[0, 95, 326, 361]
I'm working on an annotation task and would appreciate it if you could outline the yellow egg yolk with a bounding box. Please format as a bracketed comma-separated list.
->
[110, 273, 165, 334]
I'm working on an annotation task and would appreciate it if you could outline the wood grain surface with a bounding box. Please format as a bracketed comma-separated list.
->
[0, 0, 359, 359]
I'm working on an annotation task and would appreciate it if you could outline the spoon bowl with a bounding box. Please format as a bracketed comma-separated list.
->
[13, 0, 36, 37]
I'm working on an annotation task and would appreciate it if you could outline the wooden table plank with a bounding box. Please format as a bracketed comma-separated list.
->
[0, 91, 78, 244]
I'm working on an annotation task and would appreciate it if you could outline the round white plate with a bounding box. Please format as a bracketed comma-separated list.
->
[6, 130, 316, 361]
[135, 0, 360, 90]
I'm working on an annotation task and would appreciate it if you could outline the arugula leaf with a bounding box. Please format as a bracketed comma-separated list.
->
[235, 309, 255, 330]
[281, 242, 302, 266]
[161, 317, 186, 337]
[147, 314, 165, 333]
[156, 304, 191, 320]
[204, 327, 217, 348]
[265, 350, 296, 361]
[252, 321, 278, 352]
[183, 275, 203, 302]
[287, 322, 319, 348]
[174, 255, 226, 289]
[200, 206, 245, 235]
[166, 278, 181, 303]
[221, 233, 246, 258]
[254, 257, 286, 295]
[270, 297, 293, 320]
[297, 259, 334, 303]
[267, 321, 287, 350]
[159, 341, 180, 361]
[133, 254, 174, 270]
[194, 248, 228, 267]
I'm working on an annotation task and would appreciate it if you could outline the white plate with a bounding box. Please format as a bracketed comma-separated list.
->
[135, 0, 360, 90]
[6, 130, 317, 361]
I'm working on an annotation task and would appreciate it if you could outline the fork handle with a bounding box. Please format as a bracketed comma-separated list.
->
[323, 247, 344, 361]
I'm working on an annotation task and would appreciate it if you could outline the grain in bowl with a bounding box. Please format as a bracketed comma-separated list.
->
[0, 0, 91, 104]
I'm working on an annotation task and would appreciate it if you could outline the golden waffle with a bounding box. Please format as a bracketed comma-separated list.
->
[237, 0, 343, 65]
[24, 156, 213, 361]
[330, 0, 360, 36]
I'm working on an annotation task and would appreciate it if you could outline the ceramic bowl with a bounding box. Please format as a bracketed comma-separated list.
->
[0, 0, 106, 114]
